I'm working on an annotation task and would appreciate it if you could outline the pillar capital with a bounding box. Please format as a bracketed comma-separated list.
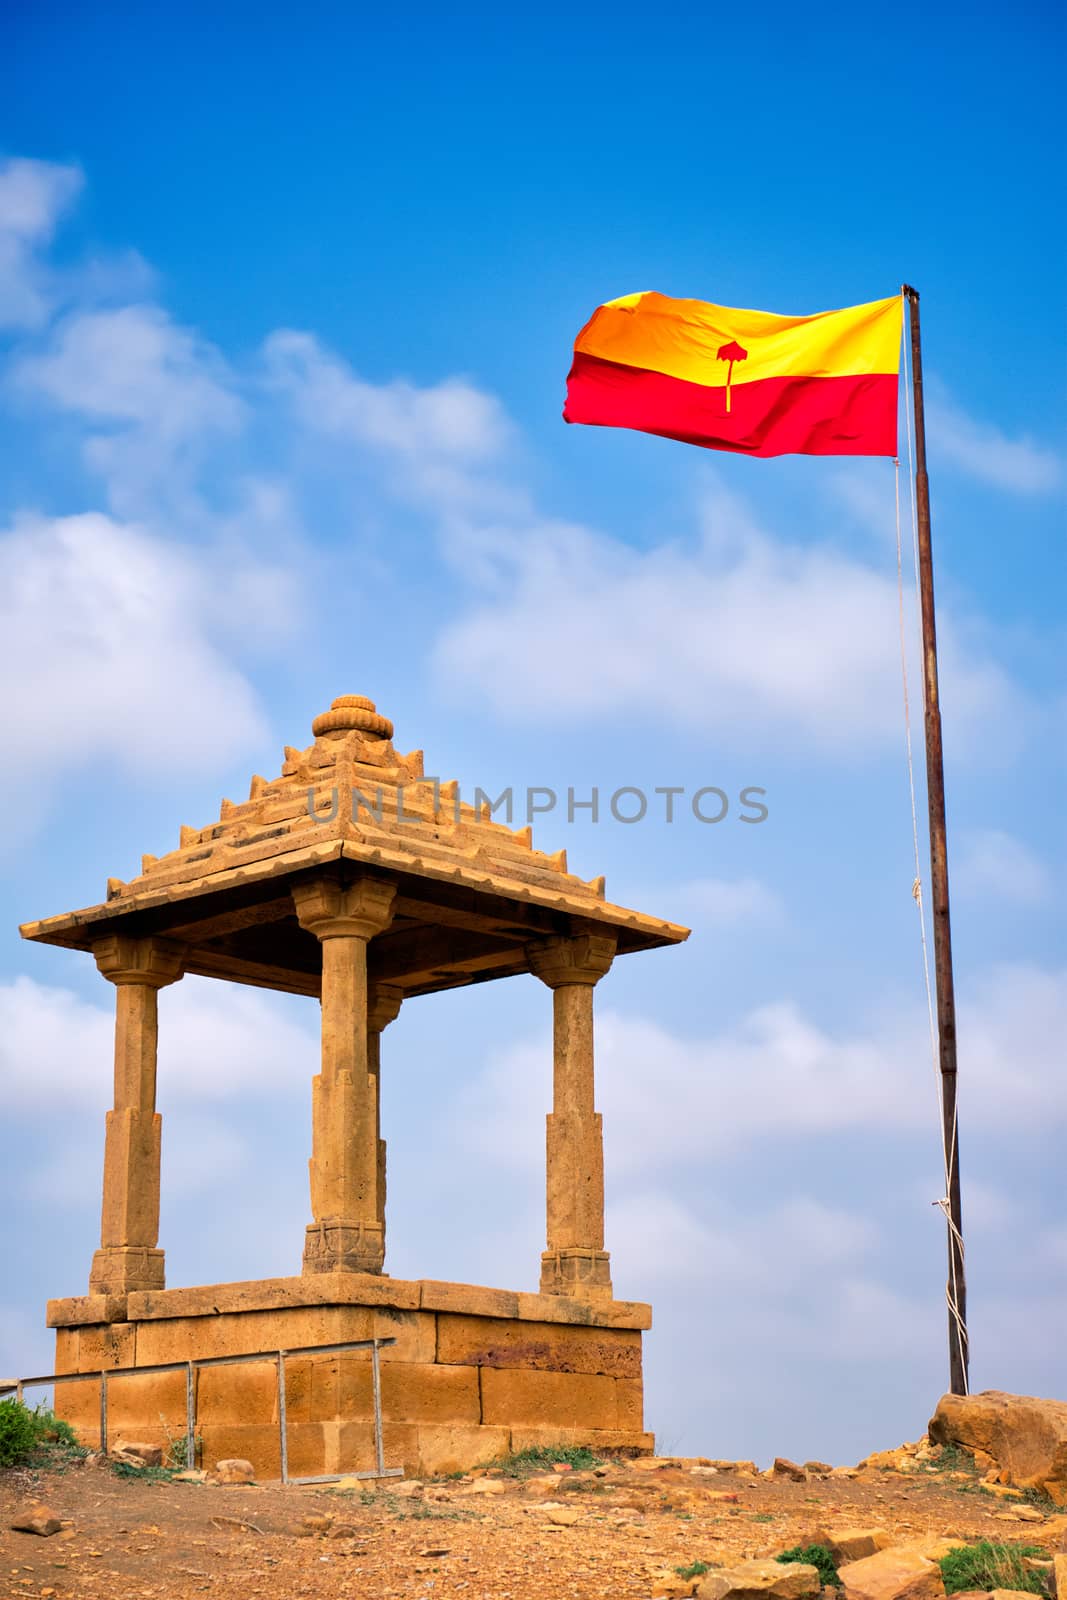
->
[527, 931, 616, 989]
[292, 875, 397, 941]
[93, 935, 185, 989]
[367, 981, 403, 1034]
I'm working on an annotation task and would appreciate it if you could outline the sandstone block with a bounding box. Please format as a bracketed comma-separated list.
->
[480, 1367, 618, 1430]
[465, 1477, 506, 1495]
[695, 1560, 822, 1600]
[508, 1425, 654, 1456]
[53, 1378, 100, 1433]
[112, 1439, 164, 1467]
[546, 1505, 579, 1525]
[213, 1458, 255, 1485]
[415, 1423, 511, 1477]
[772, 1457, 808, 1482]
[336, 1420, 419, 1477]
[615, 1377, 645, 1431]
[929, 1391, 1067, 1504]
[76, 1322, 136, 1371]
[1052, 1555, 1067, 1597]
[110, 1369, 187, 1431]
[825, 1531, 895, 1565]
[10, 1504, 63, 1537]
[196, 1362, 279, 1427]
[839, 1547, 946, 1600]
[199, 1423, 281, 1480]
[436, 1313, 641, 1377]
[382, 1362, 481, 1424]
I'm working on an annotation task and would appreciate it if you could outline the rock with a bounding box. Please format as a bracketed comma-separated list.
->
[634, 1456, 681, 1472]
[465, 1477, 506, 1495]
[173, 1469, 207, 1483]
[546, 1506, 579, 1525]
[112, 1439, 164, 1467]
[10, 1504, 63, 1537]
[862, 1448, 916, 1472]
[1009, 1506, 1046, 1523]
[212, 1458, 255, 1485]
[805, 1460, 834, 1474]
[1053, 1555, 1067, 1597]
[388, 1480, 423, 1497]
[839, 1547, 946, 1600]
[651, 1571, 700, 1598]
[990, 1592, 1047, 1600]
[551, 1460, 573, 1473]
[695, 1559, 822, 1600]
[772, 1457, 809, 1482]
[327, 1523, 360, 1539]
[300, 1514, 334, 1533]
[824, 1531, 895, 1565]
[703, 1459, 758, 1474]
[929, 1391, 1067, 1505]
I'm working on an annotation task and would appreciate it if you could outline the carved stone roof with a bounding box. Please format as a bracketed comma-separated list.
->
[20, 696, 689, 998]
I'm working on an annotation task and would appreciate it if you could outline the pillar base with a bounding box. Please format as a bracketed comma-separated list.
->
[540, 1248, 613, 1300]
[89, 1246, 165, 1296]
[302, 1221, 385, 1275]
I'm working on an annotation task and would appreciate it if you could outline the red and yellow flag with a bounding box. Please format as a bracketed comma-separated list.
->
[564, 291, 902, 457]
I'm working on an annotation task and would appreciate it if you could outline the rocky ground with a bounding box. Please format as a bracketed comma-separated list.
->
[3, 1439, 1066, 1600]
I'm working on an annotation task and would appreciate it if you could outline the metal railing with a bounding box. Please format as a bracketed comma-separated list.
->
[0, 1337, 403, 1486]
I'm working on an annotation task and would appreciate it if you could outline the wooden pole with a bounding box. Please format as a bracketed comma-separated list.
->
[902, 284, 970, 1396]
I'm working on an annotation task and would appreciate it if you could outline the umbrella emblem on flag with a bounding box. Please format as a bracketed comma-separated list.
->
[716, 340, 748, 413]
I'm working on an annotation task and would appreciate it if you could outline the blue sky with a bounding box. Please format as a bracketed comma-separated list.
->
[1, 1, 1064, 1460]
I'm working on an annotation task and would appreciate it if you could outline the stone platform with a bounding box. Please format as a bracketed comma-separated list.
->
[49, 1275, 653, 1478]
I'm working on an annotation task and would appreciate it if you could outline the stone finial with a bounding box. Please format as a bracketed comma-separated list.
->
[311, 695, 394, 741]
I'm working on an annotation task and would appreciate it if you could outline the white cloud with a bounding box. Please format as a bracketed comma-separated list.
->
[955, 828, 1049, 904]
[16, 304, 244, 517]
[0, 975, 316, 1114]
[19, 304, 240, 437]
[0, 157, 82, 330]
[926, 379, 1061, 495]
[264, 330, 510, 462]
[672, 876, 786, 927]
[0, 512, 284, 811]
[263, 329, 519, 515]
[434, 482, 1029, 757]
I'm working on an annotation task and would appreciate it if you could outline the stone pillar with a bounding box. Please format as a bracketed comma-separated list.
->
[367, 982, 403, 1243]
[527, 930, 617, 1300]
[89, 935, 185, 1297]
[293, 876, 397, 1274]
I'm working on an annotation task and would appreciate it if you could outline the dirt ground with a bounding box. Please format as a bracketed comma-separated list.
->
[2, 1451, 1064, 1600]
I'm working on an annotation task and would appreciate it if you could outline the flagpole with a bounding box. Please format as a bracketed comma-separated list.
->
[902, 283, 970, 1397]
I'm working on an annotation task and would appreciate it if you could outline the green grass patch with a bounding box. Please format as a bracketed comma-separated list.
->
[490, 1444, 605, 1478]
[927, 1442, 978, 1475]
[939, 1540, 1047, 1596]
[751, 1513, 776, 1523]
[675, 1560, 711, 1579]
[109, 1459, 180, 1483]
[778, 1545, 841, 1588]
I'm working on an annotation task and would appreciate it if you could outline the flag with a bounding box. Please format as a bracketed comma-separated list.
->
[564, 291, 902, 458]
